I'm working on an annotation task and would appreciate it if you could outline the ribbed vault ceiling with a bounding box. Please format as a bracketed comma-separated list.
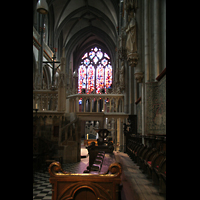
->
[47, 0, 119, 70]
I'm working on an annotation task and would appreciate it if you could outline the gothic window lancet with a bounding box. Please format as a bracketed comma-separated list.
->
[78, 47, 112, 94]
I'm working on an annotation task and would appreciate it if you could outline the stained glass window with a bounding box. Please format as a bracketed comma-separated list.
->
[78, 47, 112, 94]
[78, 65, 86, 93]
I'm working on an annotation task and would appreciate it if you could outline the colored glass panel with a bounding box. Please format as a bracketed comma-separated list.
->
[78, 65, 86, 93]
[104, 53, 110, 59]
[87, 65, 95, 93]
[96, 64, 104, 93]
[105, 64, 112, 90]
[82, 53, 88, 59]
[97, 51, 103, 59]
[89, 51, 95, 59]
[101, 58, 108, 66]
[84, 58, 90, 66]
[93, 56, 98, 64]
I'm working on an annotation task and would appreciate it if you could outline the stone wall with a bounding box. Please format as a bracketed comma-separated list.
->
[145, 75, 166, 135]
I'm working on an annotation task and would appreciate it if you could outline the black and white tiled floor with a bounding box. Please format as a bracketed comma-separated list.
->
[33, 171, 52, 199]
[33, 144, 89, 200]
[33, 156, 89, 199]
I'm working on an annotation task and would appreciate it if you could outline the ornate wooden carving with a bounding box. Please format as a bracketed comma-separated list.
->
[48, 162, 122, 200]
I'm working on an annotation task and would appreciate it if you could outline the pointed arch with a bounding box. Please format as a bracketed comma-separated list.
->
[78, 46, 112, 94]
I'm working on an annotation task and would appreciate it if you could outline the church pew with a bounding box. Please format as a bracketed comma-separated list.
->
[142, 148, 158, 174]
[90, 152, 105, 172]
[129, 143, 143, 162]
[146, 151, 166, 180]
[139, 147, 152, 170]
[133, 144, 145, 163]
[84, 150, 105, 172]
[48, 162, 122, 200]
[126, 140, 135, 156]
[128, 140, 140, 161]
[158, 158, 166, 195]
[129, 142, 138, 160]
[136, 145, 147, 166]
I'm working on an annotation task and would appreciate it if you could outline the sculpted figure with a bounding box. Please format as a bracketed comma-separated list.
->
[119, 61, 125, 89]
[126, 11, 137, 54]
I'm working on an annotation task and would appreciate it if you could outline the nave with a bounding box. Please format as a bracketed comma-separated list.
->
[33, 140, 166, 200]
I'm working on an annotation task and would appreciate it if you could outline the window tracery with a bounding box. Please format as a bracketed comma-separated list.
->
[78, 47, 112, 94]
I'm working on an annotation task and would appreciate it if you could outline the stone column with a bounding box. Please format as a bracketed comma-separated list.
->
[102, 97, 105, 112]
[153, 0, 160, 77]
[38, 14, 45, 89]
[141, 82, 145, 144]
[144, 0, 150, 82]
[76, 97, 79, 112]
[89, 98, 92, 112]
[96, 98, 99, 113]
[83, 98, 86, 112]
[57, 48, 66, 112]
[161, 0, 166, 71]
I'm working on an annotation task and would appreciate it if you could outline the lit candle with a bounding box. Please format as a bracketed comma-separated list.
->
[87, 134, 89, 140]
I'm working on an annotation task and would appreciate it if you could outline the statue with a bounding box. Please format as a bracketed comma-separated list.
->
[126, 10, 137, 55]
[119, 61, 125, 89]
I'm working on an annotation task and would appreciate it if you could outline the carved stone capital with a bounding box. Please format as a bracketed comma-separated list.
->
[134, 72, 144, 83]
[127, 52, 139, 67]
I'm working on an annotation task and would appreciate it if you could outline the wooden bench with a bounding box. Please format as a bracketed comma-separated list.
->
[126, 135, 166, 197]
[136, 145, 147, 165]
[142, 148, 158, 174]
[158, 158, 166, 195]
[127, 140, 136, 157]
[146, 151, 166, 181]
[138, 147, 152, 170]
[90, 152, 105, 172]
[132, 143, 144, 163]
[48, 161, 122, 200]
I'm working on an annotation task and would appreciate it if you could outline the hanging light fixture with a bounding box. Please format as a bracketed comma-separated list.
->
[37, 0, 49, 14]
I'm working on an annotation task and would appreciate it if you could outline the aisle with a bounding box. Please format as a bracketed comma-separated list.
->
[114, 151, 166, 200]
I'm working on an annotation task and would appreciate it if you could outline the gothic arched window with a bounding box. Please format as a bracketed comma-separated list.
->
[78, 47, 112, 94]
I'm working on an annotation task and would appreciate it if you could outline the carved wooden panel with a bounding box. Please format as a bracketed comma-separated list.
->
[48, 162, 122, 200]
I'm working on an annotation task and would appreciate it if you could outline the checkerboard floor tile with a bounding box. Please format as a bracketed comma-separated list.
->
[33, 156, 89, 199]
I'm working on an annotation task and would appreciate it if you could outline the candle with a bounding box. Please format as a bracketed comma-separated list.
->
[87, 134, 89, 140]
[36, 104, 38, 109]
